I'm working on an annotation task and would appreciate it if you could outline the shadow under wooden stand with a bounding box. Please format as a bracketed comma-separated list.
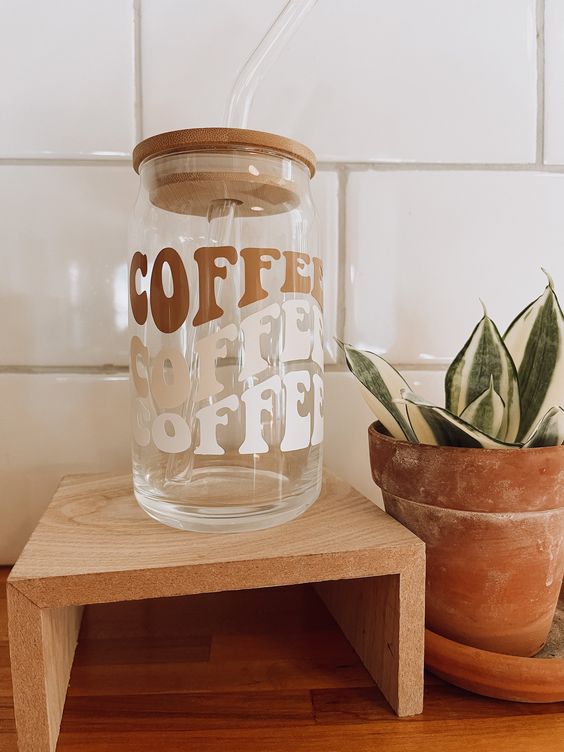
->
[7, 469, 425, 752]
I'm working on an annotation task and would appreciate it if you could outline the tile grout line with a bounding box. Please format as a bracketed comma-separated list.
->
[326, 362, 449, 373]
[536, 0, 546, 165]
[0, 366, 130, 376]
[335, 166, 348, 365]
[0, 156, 131, 166]
[133, 0, 144, 145]
[0, 363, 448, 376]
[4, 158, 564, 172]
[318, 161, 564, 172]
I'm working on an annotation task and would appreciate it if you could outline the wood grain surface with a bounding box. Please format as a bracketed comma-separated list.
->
[2, 568, 563, 752]
[6, 469, 425, 749]
[9, 471, 422, 608]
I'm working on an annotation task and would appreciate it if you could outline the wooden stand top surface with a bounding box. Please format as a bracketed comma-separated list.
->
[8, 470, 424, 609]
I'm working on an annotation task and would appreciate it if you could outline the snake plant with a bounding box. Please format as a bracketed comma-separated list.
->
[340, 270, 564, 448]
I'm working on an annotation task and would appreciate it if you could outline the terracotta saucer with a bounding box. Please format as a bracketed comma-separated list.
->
[425, 601, 564, 703]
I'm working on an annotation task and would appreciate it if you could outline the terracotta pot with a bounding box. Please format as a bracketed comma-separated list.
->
[368, 422, 564, 657]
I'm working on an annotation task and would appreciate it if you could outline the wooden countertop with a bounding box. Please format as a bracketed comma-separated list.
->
[1, 567, 563, 751]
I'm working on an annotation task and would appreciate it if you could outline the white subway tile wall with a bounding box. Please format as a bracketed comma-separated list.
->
[1, 0, 563, 562]
[1, 373, 130, 564]
[345, 170, 564, 364]
[0, 165, 137, 366]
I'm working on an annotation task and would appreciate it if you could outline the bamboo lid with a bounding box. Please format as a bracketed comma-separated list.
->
[132, 127, 316, 177]
[132, 128, 316, 217]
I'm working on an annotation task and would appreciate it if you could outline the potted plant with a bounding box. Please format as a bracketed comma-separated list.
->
[340, 270, 564, 657]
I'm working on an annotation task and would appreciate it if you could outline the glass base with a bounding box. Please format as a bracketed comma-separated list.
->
[134, 466, 321, 533]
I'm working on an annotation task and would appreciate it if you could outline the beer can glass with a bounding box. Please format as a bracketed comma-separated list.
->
[129, 128, 323, 532]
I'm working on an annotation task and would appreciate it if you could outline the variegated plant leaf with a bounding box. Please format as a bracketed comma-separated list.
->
[504, 270, 564, 441]
[339, 341, 417, 442]
[459, 375, 505, 438]
[445, 303, 520, 442]
[399, 390, 519, 449]
[522, 406, 564, 448]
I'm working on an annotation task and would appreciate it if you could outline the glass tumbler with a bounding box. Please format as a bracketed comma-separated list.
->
[129, 128, 323, 532]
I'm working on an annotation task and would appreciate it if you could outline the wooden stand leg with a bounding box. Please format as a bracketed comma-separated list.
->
[7, 583, 83, 752]
[315, 569, 425, 717]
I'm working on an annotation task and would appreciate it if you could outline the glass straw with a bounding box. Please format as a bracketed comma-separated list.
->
[225, 0, 318, 128]
[166, 0, 317, 484]
[165, 199, 240, 484]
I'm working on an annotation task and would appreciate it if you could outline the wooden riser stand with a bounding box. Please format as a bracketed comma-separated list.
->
[7, 470, 425, 752]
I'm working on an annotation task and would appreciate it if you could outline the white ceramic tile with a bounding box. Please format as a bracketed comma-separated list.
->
[0, 373, 130, 564]
[0, 0, 134, 157]
[545, 0, 564, 163]
[311, 170, 339, 362]
[324, 370, 445, 506]
[0, 164, 137, 366]
[345, 170, 564, 365]
[141, 0, 281, 136]
[141, 0, 536, 163]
